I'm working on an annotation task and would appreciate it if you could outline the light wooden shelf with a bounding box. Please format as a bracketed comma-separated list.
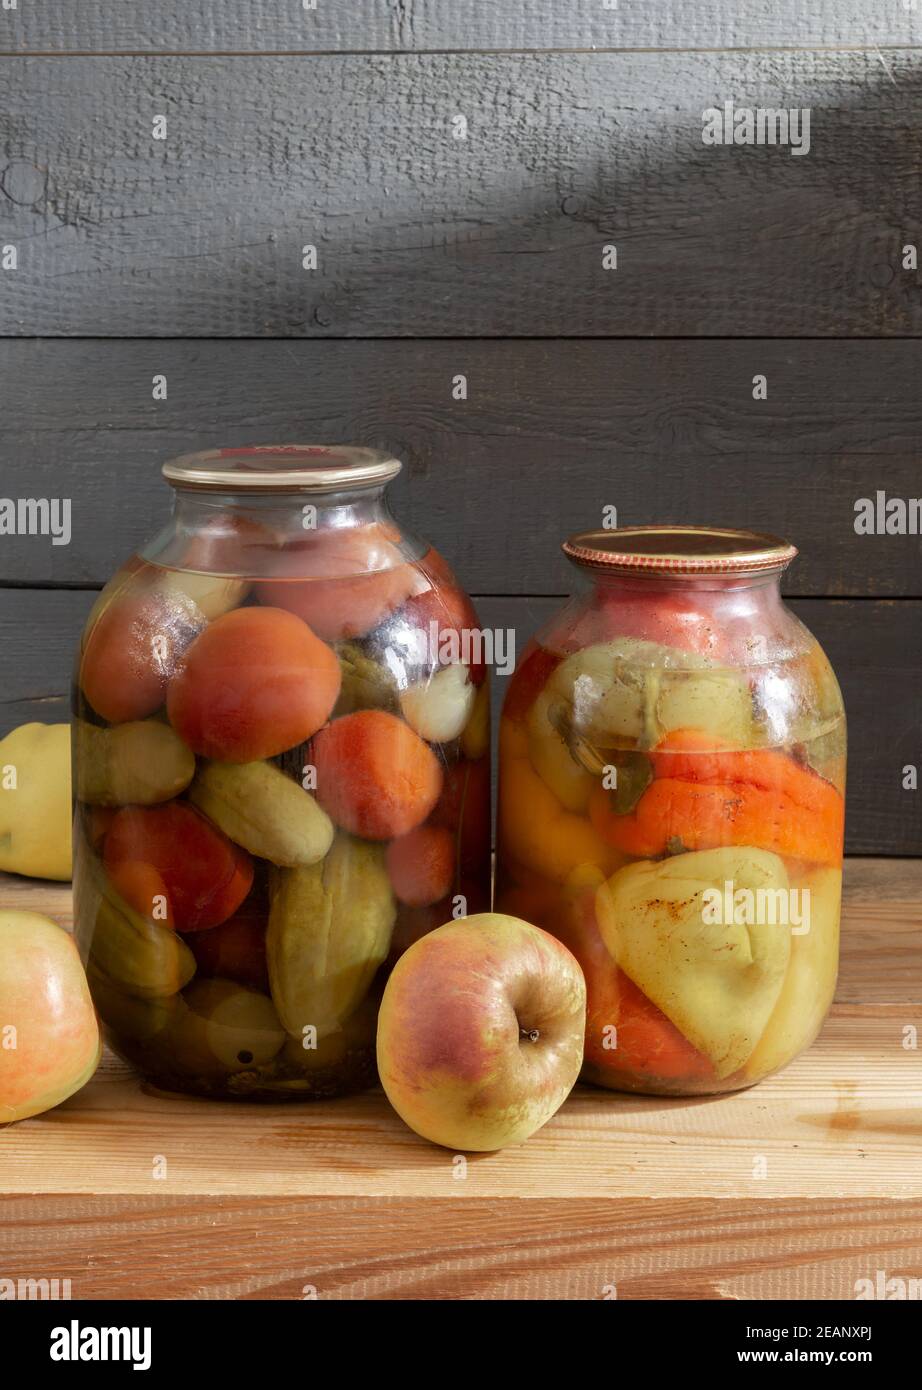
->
[2, 860, 921, 1299]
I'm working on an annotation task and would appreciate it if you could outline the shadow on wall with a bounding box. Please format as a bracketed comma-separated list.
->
[1, 50, 921, 335]
[0, 48, 919, 852]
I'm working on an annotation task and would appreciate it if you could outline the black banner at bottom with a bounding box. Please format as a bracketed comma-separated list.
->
[5, 1297, 910, 1376]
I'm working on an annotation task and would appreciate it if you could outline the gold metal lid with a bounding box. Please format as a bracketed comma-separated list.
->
[562, 526, 797, 576]
[162, 445, 402, 493]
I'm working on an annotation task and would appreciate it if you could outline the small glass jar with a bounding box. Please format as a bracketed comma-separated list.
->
[496, 526, 845, 1096]
[72, 446, 491, 1100]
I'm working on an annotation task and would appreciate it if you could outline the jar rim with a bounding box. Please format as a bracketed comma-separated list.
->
[162, 445, 402, 493]
[562, 525, 798, 576]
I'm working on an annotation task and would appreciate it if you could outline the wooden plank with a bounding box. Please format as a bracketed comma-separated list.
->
[2, 340, 922, 596]
[7, 2, 922, 55]
[0, 590, 917, 853]
[1, 1015, 920, 1201]
[4, 52, 922, 336]
[2, 1192, 921, 1300]
[2, 863, 919, 1296]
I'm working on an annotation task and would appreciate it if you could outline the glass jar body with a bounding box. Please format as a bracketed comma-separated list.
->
[72, 482, 491, 1100]
[495, 570, 845, 1096]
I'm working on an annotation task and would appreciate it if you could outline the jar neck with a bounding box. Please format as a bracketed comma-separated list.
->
[586, 567, 784, 606]
[572, 566, 791, 633]
[140, 481, 419, 576]
[583, 570, 785, 601]
[168, 481, 398, 534]
[535, 562, 802, 666]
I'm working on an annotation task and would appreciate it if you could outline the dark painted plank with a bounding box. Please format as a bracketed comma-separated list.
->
[3, 52, 922, 336]
[0, 588, 917, 855]
[0, 339, 920, 595]
[6, 2, 921, 54]
[0, 585, 85, 729]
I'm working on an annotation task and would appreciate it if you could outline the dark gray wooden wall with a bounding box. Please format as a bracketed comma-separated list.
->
[4, 50, 922, 336]
[0, 5, 919, 854]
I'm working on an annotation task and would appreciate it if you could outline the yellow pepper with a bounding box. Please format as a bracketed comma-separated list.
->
[595, 845, 792, 1078]
[0, 723, 72, 880]
[526, 689, 596, 811]
[745, 866, 841, 1078]
[498, 719, 616, 884]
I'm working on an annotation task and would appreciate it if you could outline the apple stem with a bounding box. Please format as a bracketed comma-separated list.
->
[521, 1027, 540, 1043]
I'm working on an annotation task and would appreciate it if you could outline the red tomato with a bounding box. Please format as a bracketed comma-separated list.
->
[400, 575, 487, 685]
[414, 545, 454, 587]
[501, 642, 562, 722]
[386, 825, 456, 907]
[188, 889, 269, 990]
[107, 859, 174, 931]
[104, 802, 254, 932]
[167, 606, 341, 762]
[80, 584, 206, 724]
[181, 513, 280, 576]
[554, 588, 728, 660]
[430, 756, 491, 891]
[563, 887, 713, 1082]
[312, 710, 443, 841]
[257, 523, 416, 642]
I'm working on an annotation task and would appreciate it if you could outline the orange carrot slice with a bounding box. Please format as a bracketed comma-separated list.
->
[652, 727, 843, 819]
[589, 968, 715, 1081]
[590, 775, 843, 864]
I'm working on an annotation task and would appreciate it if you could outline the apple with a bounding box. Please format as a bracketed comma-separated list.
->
[0, 910, 101, 1123]
[377, 912, 586, 1151]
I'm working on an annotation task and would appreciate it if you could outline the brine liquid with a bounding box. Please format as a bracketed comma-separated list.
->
[73, 548, 491, 1100]
[496, 639, 846, 1097]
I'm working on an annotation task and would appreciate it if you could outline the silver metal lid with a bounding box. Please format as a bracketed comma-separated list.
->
[162, 445, 403, 493]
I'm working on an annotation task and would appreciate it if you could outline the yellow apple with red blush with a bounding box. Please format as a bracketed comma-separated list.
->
[0, 910, 101, 1122]
[377, 912, 586, 1151]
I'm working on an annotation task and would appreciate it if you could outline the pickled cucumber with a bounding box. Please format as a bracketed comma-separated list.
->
[75, 718, 195, 807]
[87, 962, 186, 1042]
[334, 641, 398, 714]
[86, 872, 195, 999]
[169, 979, 285, 1073]
[189, 759, 334, 867]
[267, 835, 395, 1038]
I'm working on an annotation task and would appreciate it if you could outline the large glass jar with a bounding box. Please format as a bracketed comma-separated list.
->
[496, 527, 845, 1096]
[72, 446, 491, 1100]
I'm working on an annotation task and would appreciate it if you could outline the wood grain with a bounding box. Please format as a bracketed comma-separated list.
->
[2, 862, 920, 1299]
[7, 2, 922, 55]
[0, 589, 915, 853]
[1, 861, 920, 1204]
[4, 52, 922, 336]
[2, 339, 922, 595]
[2, 1193, 921, 1300]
